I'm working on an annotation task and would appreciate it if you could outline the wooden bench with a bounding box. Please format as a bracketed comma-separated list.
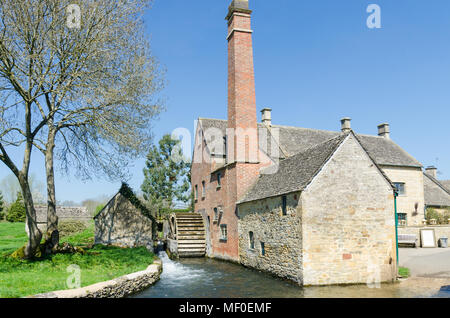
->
[398, 234, 418, 248]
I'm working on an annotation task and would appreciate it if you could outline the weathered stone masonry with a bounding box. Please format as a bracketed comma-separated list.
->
[239, 193, 303, 284]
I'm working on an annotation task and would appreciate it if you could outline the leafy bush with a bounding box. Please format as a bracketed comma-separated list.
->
[426, 208, 450, 225]
[6, 193, 26, 223]
[58, 221, 89, 238]
[94, 204, 105, 217]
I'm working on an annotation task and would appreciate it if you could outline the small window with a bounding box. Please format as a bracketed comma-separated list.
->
[220, 224, 227, 241]
[260, 242, 265, 256]
[398, 213, 407, 226]
[282, 195, 287, 215]
[207, 215, 210, 225]
[217, 173, 222, 188]
[394, 183, 405, 196]
[194, 185, 198, 200]
[202, 181, 206, 198]
[213, 207, 218, 222]
[249, 231, 254, 249]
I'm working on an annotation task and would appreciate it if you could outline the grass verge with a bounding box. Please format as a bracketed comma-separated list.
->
[399, 267, 410, 278]
[0, 222, 154, 298]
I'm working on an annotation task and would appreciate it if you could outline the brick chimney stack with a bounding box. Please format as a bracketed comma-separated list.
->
[226, 0, 258, 163]
[221, 0, 261, 261]
[340, 117, 352, 133]
[426, 166, 437, 178]
[378, 123, 390, 139]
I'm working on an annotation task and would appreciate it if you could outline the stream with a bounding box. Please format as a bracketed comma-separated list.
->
[134, 252, 450, 298]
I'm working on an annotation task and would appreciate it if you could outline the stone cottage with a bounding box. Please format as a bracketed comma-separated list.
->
[94, 183, 156, 250]
[237, 132, 397, 286]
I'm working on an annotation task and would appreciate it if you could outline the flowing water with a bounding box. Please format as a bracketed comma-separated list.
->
[134, 252, 450, 298]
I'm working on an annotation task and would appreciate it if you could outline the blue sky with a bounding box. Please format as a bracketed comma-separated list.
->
[1, 0, 450, 203]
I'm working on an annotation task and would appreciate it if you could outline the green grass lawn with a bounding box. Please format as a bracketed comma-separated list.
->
[0, 222, 154, 298]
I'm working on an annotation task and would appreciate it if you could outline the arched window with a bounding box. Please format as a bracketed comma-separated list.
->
[249, 231, 254, 249]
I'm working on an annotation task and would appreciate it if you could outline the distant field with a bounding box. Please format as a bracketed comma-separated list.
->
[0, 222, 154, 298]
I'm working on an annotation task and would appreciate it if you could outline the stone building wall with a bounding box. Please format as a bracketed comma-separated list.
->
[238, 193, 303, 283]
[381, 166, 425, 226]
[94, 193, 153, 250]
[301, 135, 397, 286]
[398, 226, 450, 246]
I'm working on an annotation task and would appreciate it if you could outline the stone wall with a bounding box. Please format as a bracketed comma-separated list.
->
[31, 259, 162, 298]
[301, 135, 397, 286]
[381, 166, 425, 226]
[238, 193, 303, 284]
[94, 193, 153, 250]
[398, 226, 450, 246]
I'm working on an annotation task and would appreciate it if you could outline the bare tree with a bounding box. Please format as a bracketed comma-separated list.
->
[0, 0, 164, 256]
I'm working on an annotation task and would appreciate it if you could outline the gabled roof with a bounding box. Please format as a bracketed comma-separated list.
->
[238, 131, 395, 204]
[423, 173, 450, 207]
[197, 118, 422, 168]
[94, 183, 156, 224]
[237, 133, 346, 204]
[441, 180, 450, 192]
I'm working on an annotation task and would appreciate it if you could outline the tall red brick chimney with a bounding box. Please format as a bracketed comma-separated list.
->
[218, 0, 260, 261]
[226, 0, 258, 166]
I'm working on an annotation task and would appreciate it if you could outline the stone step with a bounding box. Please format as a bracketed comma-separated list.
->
[177, 217, 203, 220]
[177, 226, 205, 231]
[178, 245, 206, 249]
[178, 230, 205, 234]
[177, 239, 206, 244]
[177, 235, 205, 240]
[178, 248, 205, 253]
[177, 220, 204, 224]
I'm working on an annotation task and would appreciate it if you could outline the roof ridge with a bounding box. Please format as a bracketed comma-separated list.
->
[424, 172, 450, 196]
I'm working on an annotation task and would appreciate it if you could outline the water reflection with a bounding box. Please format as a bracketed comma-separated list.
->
[134, 252, 449, 298]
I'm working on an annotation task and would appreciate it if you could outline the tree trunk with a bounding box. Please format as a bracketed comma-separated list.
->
[45, 129, 58, 243]
[19, 175, 42, 259]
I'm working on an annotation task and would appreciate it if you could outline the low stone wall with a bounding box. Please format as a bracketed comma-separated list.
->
[399, 226, 450, 246]
[29, 259, 162, 298]
[166, 238, 178, 259]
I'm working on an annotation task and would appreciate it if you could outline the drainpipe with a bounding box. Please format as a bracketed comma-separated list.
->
[394, 191, 399, 267]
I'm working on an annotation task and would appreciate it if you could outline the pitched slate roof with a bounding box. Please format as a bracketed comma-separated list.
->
[238, 134, 348, 203]
[198, 118, 422, 168]
[423, 173, 450, 207]
[441, 180, 450, 192]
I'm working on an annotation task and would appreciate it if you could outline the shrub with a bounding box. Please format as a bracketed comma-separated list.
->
[6, 193, 26, 223]
[426, 207, 450, 225]
[94, 204, 105, 217]
[58, 221, 89, 237]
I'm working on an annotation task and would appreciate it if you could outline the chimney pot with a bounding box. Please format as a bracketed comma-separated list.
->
[378, 123, 390, 139]
[230, 0, 249, 10]
[340, 117, 352, 133]
[426, 166, 437, 179]
[261, 108, 272, 126]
